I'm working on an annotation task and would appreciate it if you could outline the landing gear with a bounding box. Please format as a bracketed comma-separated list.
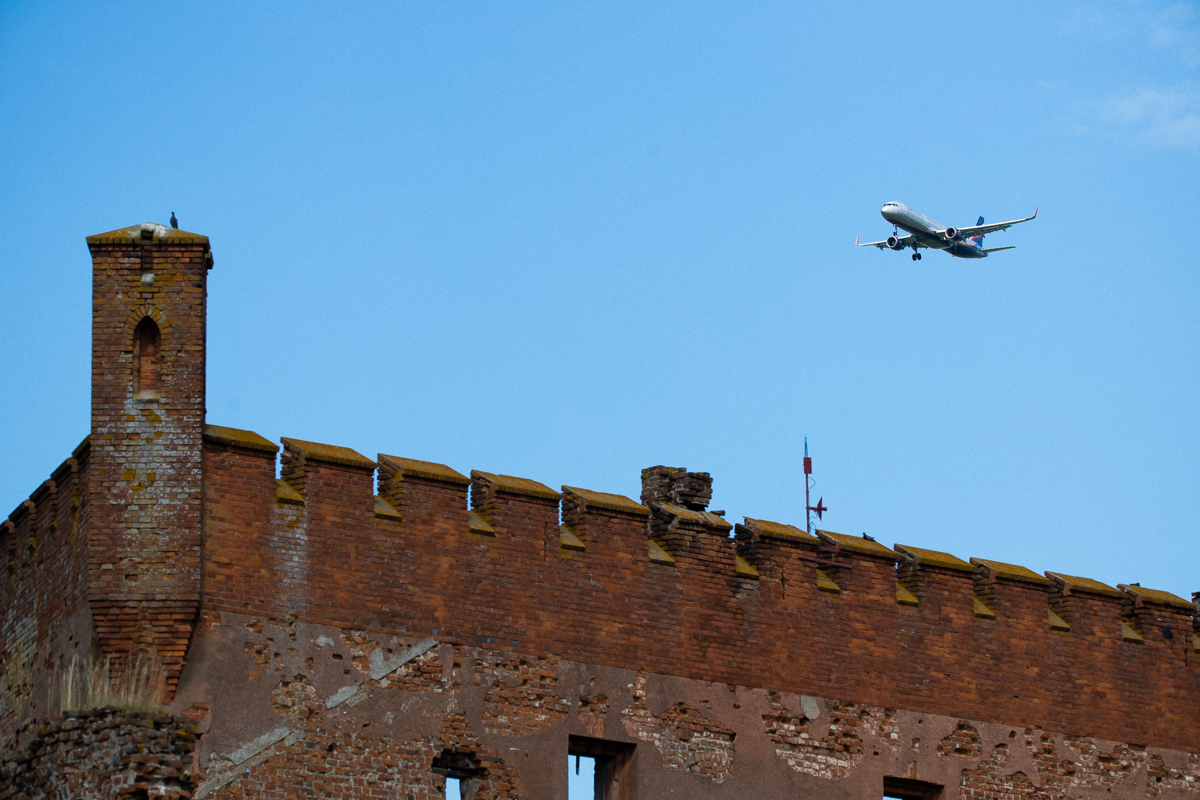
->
[911, 252, 922, 261]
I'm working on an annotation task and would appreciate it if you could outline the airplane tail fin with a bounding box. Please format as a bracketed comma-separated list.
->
[971, 216, 984, 246]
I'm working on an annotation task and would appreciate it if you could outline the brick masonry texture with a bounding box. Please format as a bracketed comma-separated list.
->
[174, 619, 1200, 799]
[87, 223, 210, 694]
[190, 442, 1200, 754]
[0, 708, 200, 798]
[2, 224, 1199, 798]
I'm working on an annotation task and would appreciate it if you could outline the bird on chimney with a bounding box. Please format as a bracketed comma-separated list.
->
[170, 212, 178, 229]
[862, 533, 876, 542]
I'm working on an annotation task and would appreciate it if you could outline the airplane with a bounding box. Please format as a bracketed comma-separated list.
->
[856, 201, 1037, 260]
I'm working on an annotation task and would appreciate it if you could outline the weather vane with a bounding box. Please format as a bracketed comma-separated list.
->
[804, 437, 826, 533]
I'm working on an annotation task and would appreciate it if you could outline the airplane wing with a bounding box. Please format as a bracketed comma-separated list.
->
[956, 207, 1038, 238]
[982, 246, 1015, 253]
[855, 233, 916, 249]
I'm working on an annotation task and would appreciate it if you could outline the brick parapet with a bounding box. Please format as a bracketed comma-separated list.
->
[814, 530, 897, 604]
[734, 520, 807, 614]
[191, 433, 1200, 751]
[470, 470, 560, 559]
[377, 455, 469, 535]
[896, 543, 975, 602]
[9, 420, 1200, 753]
[560, 487, 648, 563]
[199, 438, 279, 621]
[281, 441, 378, 631]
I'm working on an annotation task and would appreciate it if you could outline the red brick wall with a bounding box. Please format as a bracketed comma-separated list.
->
[176, 618, 1200, 800]
[200, 435, 279, 619]
[0, 440, 91, 746]
[198, 442, 1200, 753]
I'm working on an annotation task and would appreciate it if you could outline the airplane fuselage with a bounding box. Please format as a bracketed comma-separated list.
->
[881, 201, 988, 258]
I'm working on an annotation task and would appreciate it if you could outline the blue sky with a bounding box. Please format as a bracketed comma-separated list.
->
[1, 0, 1197, 617]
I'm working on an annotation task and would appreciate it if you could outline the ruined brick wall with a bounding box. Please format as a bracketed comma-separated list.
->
[0, 223, 211, 741]
[0, 708, 199, 798]
[172, 615, 1200, 800]
[0, 439, 92, 749]
[196, 439, 1200, 754]
[87, 223, 211, 694]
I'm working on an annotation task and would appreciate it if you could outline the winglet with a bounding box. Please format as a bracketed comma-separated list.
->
[855, 234, 860, 246]
[1033, 206, 1038, 218]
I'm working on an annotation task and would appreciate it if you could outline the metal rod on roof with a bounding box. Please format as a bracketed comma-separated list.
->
[804, 438, 812, 533]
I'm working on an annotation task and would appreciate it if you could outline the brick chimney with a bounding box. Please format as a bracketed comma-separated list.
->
[640, 466, 713, 511]
[86, 222, 212, 696]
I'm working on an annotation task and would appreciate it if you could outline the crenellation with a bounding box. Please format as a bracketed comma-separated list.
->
[1119, 584, 1196, 671]
[734, 517, 819, 609]
[816, 529, 896, 599]
[896, 544, 978, 624]
[203, 424, 278, 455]
[646, 503, 736, 596]
[1047, 572, 1126, 635]
[971, 557, 1051, 621]
[200, 430, 279, 626]
[560, 486, 648, 560]
[29, 481, 54, 539]
[280, 437, 375, 498]
[376, 455, 468, 536]
[469, 470, 560, 554]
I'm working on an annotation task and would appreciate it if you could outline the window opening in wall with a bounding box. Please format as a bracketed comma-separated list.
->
[132, 317, 161, 399]
[568, 754, 597, 799]
[569, 735, 635, 800]
[884, 777, 943, 800]
[433, 750, 481, 799]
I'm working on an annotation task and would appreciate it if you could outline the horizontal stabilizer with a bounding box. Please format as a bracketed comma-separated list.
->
[982, 246, 1015, 253]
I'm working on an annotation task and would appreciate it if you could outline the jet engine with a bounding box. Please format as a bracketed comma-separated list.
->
[944, 227, 960, 240]
[886, 236, 904, 250]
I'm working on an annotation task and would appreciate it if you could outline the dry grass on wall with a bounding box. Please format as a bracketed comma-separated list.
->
[56, 651, 167, 715]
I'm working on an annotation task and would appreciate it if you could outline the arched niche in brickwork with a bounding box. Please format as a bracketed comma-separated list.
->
[123, 305, 172, 338]
[125, 306, 170, 400]
[132, 316, 161, 399]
